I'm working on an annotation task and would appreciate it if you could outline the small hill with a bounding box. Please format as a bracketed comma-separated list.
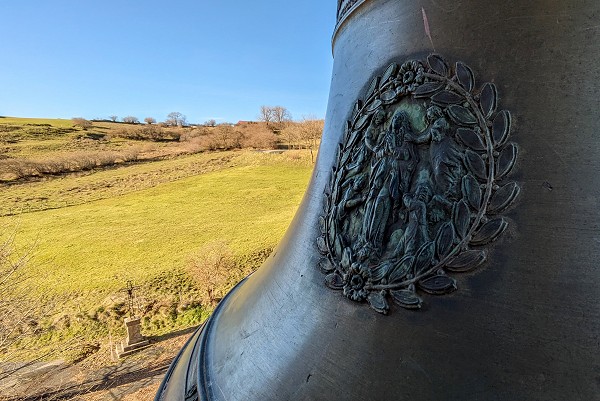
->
[0, 117, 286, 182]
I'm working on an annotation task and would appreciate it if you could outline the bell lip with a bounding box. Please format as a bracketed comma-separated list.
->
[154, 277, 249, 401]
[153, 324, 203, 401]
[332, 0, 369, 51]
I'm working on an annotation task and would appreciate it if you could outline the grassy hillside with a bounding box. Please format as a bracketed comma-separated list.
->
[0, 117, 154, 168]
[1, 147, 314, 361]
[0, 116, 75, 128]
[7, 155, 311, 294]
[0, 116, 296, 184]
[0, 151, 241, 215]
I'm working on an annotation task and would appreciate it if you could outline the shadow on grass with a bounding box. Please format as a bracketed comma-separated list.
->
[147, 325, 198, 343]
[0, 326, 200, 401]
[1, 363, 168, 401]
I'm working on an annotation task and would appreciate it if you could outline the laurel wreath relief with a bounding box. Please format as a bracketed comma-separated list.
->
[317, 54, 519, 314]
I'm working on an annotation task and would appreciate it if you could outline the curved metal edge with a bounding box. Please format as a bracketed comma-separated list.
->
[332, 0, 369, 51]
[154, 323, 205, 401]
[196, 276, 249, 401]
[154, 276, 249, 401]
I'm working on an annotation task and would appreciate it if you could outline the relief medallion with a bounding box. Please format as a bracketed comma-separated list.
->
[317, 55, 519, 314]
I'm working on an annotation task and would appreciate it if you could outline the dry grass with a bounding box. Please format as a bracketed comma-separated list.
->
[0, 147, 144, 181]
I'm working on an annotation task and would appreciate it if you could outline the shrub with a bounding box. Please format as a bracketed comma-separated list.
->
[211, 125, 243, 150]
[0, 147, 143, 181]
[122, 116, 139, 124]
[71, 118, 92, 130]
[179, 127, 210, 142]
[187, 241, 241, 306]
[186, 242, 271, 308]
[112, 125, 180, 142]
[240, 129, 278, 149]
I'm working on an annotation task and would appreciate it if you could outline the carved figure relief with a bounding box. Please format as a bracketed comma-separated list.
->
[317, 55, 519, 314]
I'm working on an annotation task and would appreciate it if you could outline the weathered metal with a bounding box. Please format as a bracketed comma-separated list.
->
[319, 54, 519, 314]
[156, 1, 600, 400]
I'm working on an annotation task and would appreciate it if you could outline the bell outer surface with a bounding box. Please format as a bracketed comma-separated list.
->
[156, 1, 600, 400]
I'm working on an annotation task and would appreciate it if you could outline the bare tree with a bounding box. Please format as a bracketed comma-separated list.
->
[259, 106, 292, 131]
[271, 106, 292, 127]
[300, 118, 324, 162]
[258, 106, 274, 127]
[144, 117, 156, 125]
[71, 118, 92, 130]
[166, 112, 187, 127]
[109, 115, 118, 122]
[187, 242, 240, 307]
[213, 125, 243, 149]
[122, 116, 139, 124]
[204, 119, 217, 127]
[282, 118, 323, 162]
[281, 124, 300, 149]
[0, 230, 61, 382]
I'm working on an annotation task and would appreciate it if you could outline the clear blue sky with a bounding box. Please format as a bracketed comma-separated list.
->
[0, 1, 336, 124]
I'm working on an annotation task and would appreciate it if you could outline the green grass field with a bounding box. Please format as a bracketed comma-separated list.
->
[0, 116, 318, 362]
[0, 116, 75, 128]
[1, 144, 314, 360]
[0, 116, 153, 161]
[8, 154, 311, 294]
[0, 151, 240, 215]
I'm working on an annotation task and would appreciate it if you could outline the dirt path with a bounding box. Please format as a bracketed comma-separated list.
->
[0, 327, 196, 401]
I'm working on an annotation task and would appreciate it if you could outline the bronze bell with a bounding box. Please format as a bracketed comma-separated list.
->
[156, 1, 600, 399]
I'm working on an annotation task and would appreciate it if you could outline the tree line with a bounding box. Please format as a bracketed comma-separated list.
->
[70, 105, 323, 158]
[73, 112, 193, 129]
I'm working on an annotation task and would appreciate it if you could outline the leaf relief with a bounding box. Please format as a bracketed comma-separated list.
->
[456, 128, 486, 151]
[445, 249, 487, 272]
[496, 143, 518, 179]
[448, 105, 478, 126]
[453, 199, 471, 240]
[388, 256, 414, 284]
[366, 76, 381, 100]
[492, 110, 511, 147]
[487, 182, 520, 214]
[381, 63, 399, 84]
[455, 62, 475, 92]
[367, 291, 389, 314]
[413, 242, 435, 276]
[435, 222, 455, 259]
[366, 99, 383, 113]
[479, 82, 498, 118]
[413, 81, 445, 98]
[354, 113, 371, 130]
[427, 54, 449, 76]
[465, 150, 488, 180]
[470, 218, 508, 246]
[418, 275, 457, 295]
[462, 174, 482, 210]
[318, 216, 327, 234]
[380, 89, 397, 104]
[431, 90, 464, 106]
[390, 289, 422, 309]
[317, 236, 328, 255]
[371, 262, 390, 283]
[318, 258, 336, 274]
